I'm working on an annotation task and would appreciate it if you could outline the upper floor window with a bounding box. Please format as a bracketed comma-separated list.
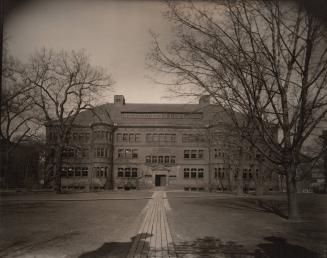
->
[94, 167, 107, 177]
[182, 134, 206, 143]
[62, 148, 75, 158]
[146, 133, 176, 143]
[71, 132, 90, 143]
[146, 155, 176, 164]
[61, 166, 88, 177]
[94, 130, 110, 141]
[184, 168, 204, 179]
[184, 149, 204, 159]
[117, 167, 138, 178]
[117, 148, 138, 159]
[214, 167, 225, 179]
[116, 133, 141, 142]
[214, 148, 224, 158]
[94, 147, 109, 158]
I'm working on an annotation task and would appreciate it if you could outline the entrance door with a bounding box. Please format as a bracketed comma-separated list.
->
[155, 175, 167, 187]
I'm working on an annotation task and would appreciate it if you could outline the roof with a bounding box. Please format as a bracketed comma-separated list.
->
[71, 101, 235, 128]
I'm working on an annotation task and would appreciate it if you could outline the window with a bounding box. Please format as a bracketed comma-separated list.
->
[82, 167, 88, 177]
[125, 149, 132, 159]
[171, 156, 176, 163]
[198, 168, 204, 178]
[191, 168, 197, 178]
[152, 156, 157, 163]
[184, 150, 190, 159]
[164, 156, 170, 163]
[118, 148, 138, 159]
[132, 149, 138, 159]
[125, 168, 131, 177]
[184, 168, 190, 178]
[184, 150, 204, 159]
[135, 134, 141, 142]
[123, 133, 128, 141]
[158, 156, 163, 163]
[94, 167, 107, 177]
[132, 168, 138, 177]
[184, 168, 205, 179]
[129, 133, 134, 142]
[118, 149, 124, 159]
[117, 133, 122, 142]
[61, 167, 67, 177]
[118, 168, 124, 177]
[82, 148, 89, 157]
[62, 148, 75, 158]
[146, 133, 176, 143]
[68, 167, 74, 177]
[75, 167, 81, 177]
[95, 147, 107, 158]
[146, 156, 151, 163]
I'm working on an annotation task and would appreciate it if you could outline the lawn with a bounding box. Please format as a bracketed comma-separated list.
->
[0, 191, 151, 258]
[166, 192, 327, 258]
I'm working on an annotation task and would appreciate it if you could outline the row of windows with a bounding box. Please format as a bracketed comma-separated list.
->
[121, 112, 202, 119]
[60, 167, 108, 178]
[146, 133, 176, 143]
[145, 155, 176, 164]
[214, 148, 225, 158]
[214, 167, 226, 179]
[49, 131, 110, 143]
[117, 168, 138, 178]
[62, 148, 89, 158]
[94, 130, 111, 141]
[182, 134, 206, 143]
[61, 167, 89, 177]
[183, 168, 204, 179]
[118, 149, 138, 159]
[94, 147, 110, 158]
[94, 167, 108, 177]
[184, 150, 204, 159]
[116, 133, 141, 142]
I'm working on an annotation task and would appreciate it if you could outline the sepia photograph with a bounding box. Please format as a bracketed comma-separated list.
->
[0, 0, 327, 257]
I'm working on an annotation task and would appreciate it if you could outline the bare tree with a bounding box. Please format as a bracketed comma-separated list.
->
[0, 50, 38, 188]
[23, 48, 114, 192]
[148, 0, 327, 220]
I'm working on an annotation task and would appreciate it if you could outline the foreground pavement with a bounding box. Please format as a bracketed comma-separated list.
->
[1, 190, 326, 257]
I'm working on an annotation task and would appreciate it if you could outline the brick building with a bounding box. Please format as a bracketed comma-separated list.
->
[46, 95, 279, 192]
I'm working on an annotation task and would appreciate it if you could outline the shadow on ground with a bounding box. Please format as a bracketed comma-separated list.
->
[78, 233, 152, 258]
[174, 236, 320, 258]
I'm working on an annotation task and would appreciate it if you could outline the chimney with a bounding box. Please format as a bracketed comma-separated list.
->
[114, 95, 125, 105]
[199, 95, 210, 105]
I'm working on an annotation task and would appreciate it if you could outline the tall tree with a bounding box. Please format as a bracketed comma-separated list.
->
[23, 48, 114, 192]
[148, 0, 327, 220]
[0, 50, 38, 187]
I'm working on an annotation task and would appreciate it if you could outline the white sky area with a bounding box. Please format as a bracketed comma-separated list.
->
[5, 0, 195, 104]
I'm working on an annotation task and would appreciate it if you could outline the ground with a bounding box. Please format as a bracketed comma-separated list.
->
[0, 190, 326, 258]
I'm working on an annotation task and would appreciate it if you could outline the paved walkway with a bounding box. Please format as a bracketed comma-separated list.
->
[127, 191, 176, 258]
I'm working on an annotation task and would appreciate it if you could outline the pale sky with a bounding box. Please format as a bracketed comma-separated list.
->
[5, 0, 193, 104]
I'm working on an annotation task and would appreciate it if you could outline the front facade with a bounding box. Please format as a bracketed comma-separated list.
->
[46, 95, 279, 192]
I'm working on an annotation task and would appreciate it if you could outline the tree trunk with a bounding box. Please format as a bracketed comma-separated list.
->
[54, 146, 63, 193]
[256, 162, 264, 196]
[286, 164, 299, 220]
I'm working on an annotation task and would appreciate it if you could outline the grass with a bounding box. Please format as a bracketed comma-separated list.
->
[166, 192, 327, 258]
[0, 191, 151, 258]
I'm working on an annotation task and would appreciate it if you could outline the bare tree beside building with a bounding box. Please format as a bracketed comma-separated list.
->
[0, 50, 39, 187]
[23, 48, 114, 192]
[148, 0, 327, 220]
